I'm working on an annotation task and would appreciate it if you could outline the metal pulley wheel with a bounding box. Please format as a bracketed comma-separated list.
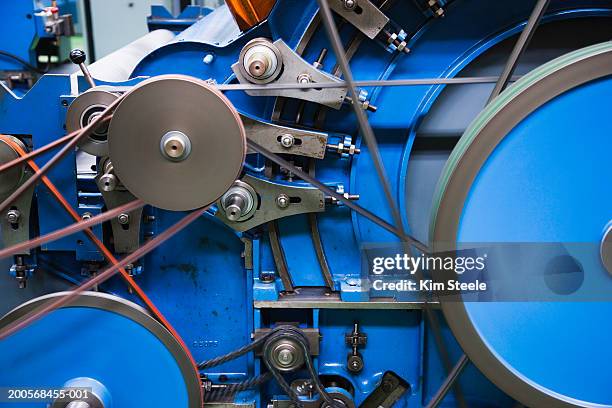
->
[0, 136, 27, 196]
[430, 42, 612, 407]
[0, 292, 202, 407]
[107, 75, 246, 211]
[66, 89, 119, 157]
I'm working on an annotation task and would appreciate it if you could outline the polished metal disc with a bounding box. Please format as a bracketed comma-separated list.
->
[108, 75, 246, 211]
[0, 136, 26, 196]
[66, 89, 119, 157]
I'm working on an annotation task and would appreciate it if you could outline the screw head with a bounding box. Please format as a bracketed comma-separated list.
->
[276, 194, 290, 209]
[81, 212, 93, 221]
[343, 0, 357, 9]
[280, 134, 295, 148]
[6, 209, 21, 224]
[117, 213, 130, 225]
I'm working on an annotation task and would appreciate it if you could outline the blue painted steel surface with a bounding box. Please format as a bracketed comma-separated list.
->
[0, 304, 191, 407]
[457, 76, 612, 405]
[1, 0, 611, 406]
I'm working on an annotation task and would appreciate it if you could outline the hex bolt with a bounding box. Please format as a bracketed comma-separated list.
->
[343, 0, 357, 10]
[280, 134, 295, 148]
[297, 73, 312, 84]
[117, 213, 130, 225]
[276, 194, 290, 209]
[6, 209, 21, 224]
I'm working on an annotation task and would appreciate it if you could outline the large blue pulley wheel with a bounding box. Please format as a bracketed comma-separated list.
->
[0, 292, 202, 407]
[431, 42, 612, 407]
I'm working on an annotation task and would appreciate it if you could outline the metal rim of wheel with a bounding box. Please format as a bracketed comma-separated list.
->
[66, 89, 119, 157]
[430, 41, 612, 408]
[0, 291, 202, 407]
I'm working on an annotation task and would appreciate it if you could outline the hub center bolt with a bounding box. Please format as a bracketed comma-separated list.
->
[221, 182, 256, 222]
[160, 131, 192, 162]
[268, 338, 305, 372]
[243, 43, 280, 81]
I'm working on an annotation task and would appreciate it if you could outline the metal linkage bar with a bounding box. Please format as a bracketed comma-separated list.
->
[216, 75, 523, 91]
[426, 354, 470, 408]
[488, 0, 550, 102]
[247, 139, 428, 253]
[0, 206, 208, 341]
[0, 96, 124, 214]
[0, 199, 144, 259]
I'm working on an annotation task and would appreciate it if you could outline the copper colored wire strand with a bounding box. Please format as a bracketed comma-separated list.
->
[0, 136, 204, 402]
[0, 199, 145, 259]
[0, 97, 123, 215]
[0, 207, 208, 342]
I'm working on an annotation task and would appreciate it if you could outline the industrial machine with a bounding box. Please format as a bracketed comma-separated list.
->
[0, 0, 74, 89]
[0, 0, 610, 407]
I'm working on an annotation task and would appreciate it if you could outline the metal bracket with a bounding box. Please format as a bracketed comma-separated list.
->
[328, 0, 390, 39]
[242, 114, 329, 159]
[0, 137, 35, 254]
[232, 40, 348, 109]
[0, 183, 34, 255]
[96, 160, 143, 254]
[216, 174, 325, 232]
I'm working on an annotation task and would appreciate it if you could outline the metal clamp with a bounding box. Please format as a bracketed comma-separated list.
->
[216, 174, 325, 232]
[96, 159, 143, 254]
[328, 0, 410, 54]
[328, 0, 390, 39]
[233, 39, 348, 109]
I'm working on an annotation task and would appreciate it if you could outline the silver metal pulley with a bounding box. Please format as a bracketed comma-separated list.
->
[66, 88, 119, 157]
[107, 75, 247, 211]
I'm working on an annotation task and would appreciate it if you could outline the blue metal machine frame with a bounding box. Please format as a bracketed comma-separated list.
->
[1, 1, 611, 407]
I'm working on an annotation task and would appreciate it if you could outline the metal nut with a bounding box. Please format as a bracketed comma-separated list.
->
[276, 194, 290, 209]
[297, 73, 312, 84]
[343, 0, 357, 9]
[6, 209, 21, 224]
[117, 213, 130, 225]
[280, 134, 295, 148]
